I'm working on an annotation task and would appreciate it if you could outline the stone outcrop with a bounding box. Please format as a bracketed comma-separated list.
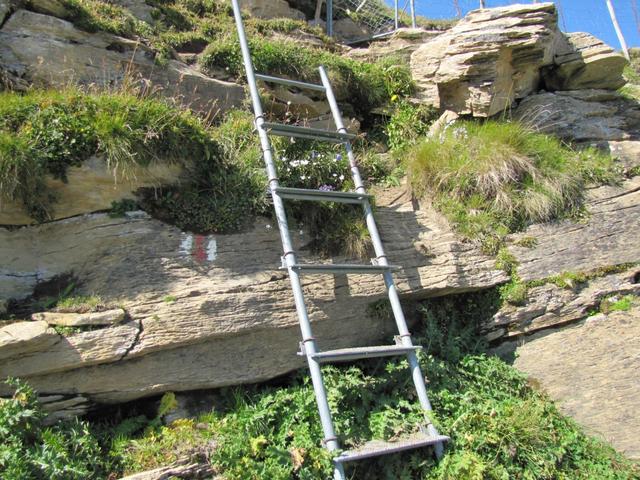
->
[32, 309, 126, 327]
[239, 0, 305, 20]
[410, 3, 558, 117]
[2, 172, 639, 412]
[510, 306, 640, 460]
[513, 90, 640, 143]
[0, 188, 506, 406]
[0, 321, 59, 361]
[410, 3, 627, 117]
[543, 32, 628, 91]
[0, 10, 243, 113]
[0, 157, 182, 225]
[0, 0, 10, 24]
[347, 28, 441, 65]
[485, 267, 640, 341]
[509, 177, 640, 283]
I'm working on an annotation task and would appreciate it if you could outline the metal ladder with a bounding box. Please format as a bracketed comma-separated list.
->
[230, 2, 448, 478]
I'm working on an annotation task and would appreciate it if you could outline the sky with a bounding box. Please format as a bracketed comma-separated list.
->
[384, 0, 640, 50]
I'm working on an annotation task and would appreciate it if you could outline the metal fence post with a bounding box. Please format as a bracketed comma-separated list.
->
[410, 0, 416, 28]
[327, 0, 333, 37]
[394, 0, 399, 29]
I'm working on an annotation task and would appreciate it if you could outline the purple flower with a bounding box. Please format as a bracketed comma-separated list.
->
[319, 184, 335, 191]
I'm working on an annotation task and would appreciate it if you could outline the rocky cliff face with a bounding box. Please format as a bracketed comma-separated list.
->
[1, 0, 639, 461]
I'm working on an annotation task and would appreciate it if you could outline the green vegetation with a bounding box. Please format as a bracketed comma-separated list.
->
[600, 294, 638, 314]
[406, 120, 621, 254]
[620, 63, 640, 101]
[385, 101, 438, 153]
[0, 89, 217, 222]
[500, 264, 639, 307]
[108, 199, 138, 218]
[201, 38, 413, 115]
[50, 0, 411, 114]
[0, 379, 108, 479]
[55, 295, 104, 313]
[5, 291, 638, 479]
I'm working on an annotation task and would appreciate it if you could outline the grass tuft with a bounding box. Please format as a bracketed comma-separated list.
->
[407, 120, 621, 248]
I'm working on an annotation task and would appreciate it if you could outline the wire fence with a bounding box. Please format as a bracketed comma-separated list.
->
[327, 0, 416, 41]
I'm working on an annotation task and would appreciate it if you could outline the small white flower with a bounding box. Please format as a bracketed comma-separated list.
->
[266, 224, 272, 230]
[339, 174, 345, 181]
[300, 175, 306, 180]
[299, 230, 304, 235]
[332, 173, 338, 177]
[287, 101, 292, 106]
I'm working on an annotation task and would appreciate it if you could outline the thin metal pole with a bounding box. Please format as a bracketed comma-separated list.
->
[319, 65, 444, 459]
[606, 0, 631, 60]
[394, 0, 399, 29]
[230, 4, 345, 479]
[327, 0, 333, 37]
[410, 0, 416, 28]
[480, 0, 486, 8]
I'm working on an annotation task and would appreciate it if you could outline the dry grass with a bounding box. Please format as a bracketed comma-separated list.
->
[407, 120, 620, 251]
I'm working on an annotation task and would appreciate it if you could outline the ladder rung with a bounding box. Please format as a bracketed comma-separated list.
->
[274, 187, 372, 204]
[261, 122, 356, 143]
[285, 264, 400, 275]
[334, 433, 450, 464]
[255, 73, 326, 92]
[311, 345, 421, 363]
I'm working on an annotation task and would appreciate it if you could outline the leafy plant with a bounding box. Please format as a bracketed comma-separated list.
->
[108, 199, 139, 218]
[0, 379, 107, 480]
[386, 101, 438, 152]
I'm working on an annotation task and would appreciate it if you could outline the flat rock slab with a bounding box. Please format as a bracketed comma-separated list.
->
[32, 309, 126, 327]
[512, 90, 640, 143]
[486, 267, 640, 341]
[0, 320, 59, 360]
[0, 189, 505, 403]
[0, 10, 243, 113]
[513, 306, 640, 460]
[509, 177, 640, 282]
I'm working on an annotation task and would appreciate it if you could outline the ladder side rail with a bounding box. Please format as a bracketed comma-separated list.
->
[230, 4, 345, 477]
[319, 65, 444, 458]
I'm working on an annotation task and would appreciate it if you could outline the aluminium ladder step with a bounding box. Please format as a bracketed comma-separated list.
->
[285, 264, 400, 274]
[274, 187, 372, 204]
[310, 345, 421, 363]
[255, 73, 326, 92]
[334, 433, 450, 464]
[262, 122, 356, 143]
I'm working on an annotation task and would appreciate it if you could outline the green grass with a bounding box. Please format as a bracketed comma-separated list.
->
[600, 294, 638, 315]
[200, 37, 413, 115]
[406, 120, 621, 253]
[619, 64, 640, 101]
[50, 0, 415, 114]
[55, 295, 104, 313]
[0, 89, 217, 222]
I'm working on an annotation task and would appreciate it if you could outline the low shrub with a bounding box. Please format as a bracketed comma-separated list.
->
[385, 101, 438, 153]
[0, 379, 108, 480]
